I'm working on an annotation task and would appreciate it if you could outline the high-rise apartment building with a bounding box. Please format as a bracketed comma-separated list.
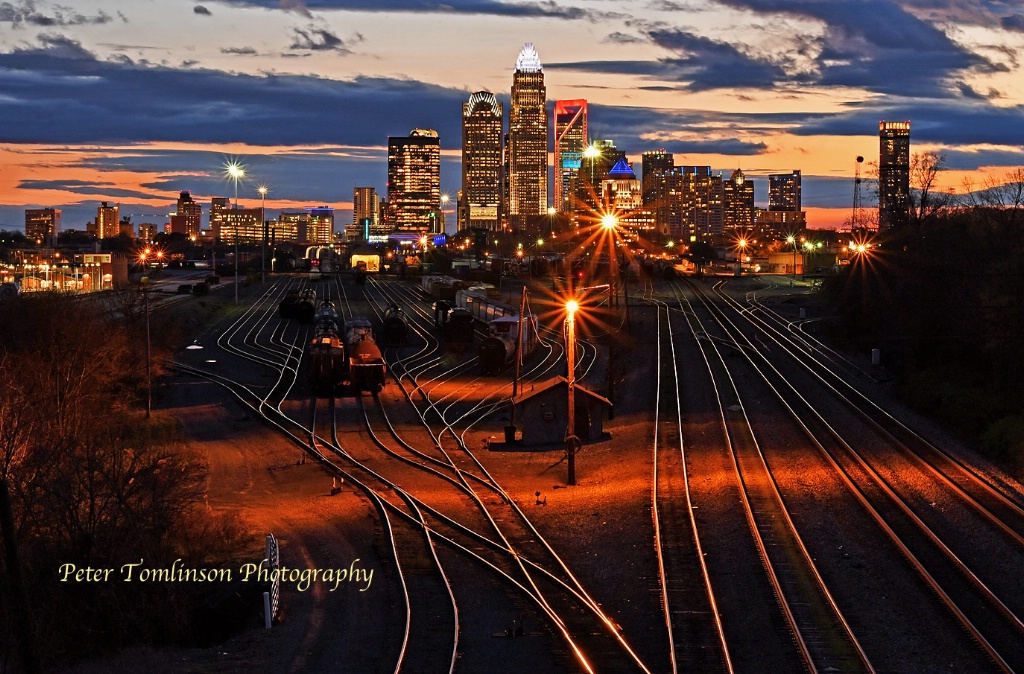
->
[769, 170, 802, 212]
[306, 206, 335, 244]
[97, 202, 120, 239]
[388, 128, 441, 234]
[24, 208, 62, 245]
[723, 169, 755, 231]
[461, 92, 504, 232]
[553, 99, 587, 214]
[879, 120, 910, 230]
[679, 166, 724, 241]
[219, 208, 263, 245]
[641, 150, 677, 237]
[508, 43, 548, 230]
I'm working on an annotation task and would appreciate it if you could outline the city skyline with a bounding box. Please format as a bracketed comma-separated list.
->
[1, 0, 1023, 232]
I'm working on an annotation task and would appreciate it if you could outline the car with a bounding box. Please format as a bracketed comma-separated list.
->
[177, 284, 193, 294]
[205, 275, 221, 284]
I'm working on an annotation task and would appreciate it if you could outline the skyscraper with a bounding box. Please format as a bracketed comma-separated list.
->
[879, 120, 910, 230]
[171, 191, 202, 240]
[96, 202, 120, 239]
[462, 91, 503, 232]
[553, 99, 587, 214]
[210, 197, 230, 242]
[508, 43, 548, 231]
[769, 170, 802, 212]
[722, 169, 754, 231]
[353, 187, 382, 240]
[388, 128, 441, 234]
[641, 150, 677, 237]
[25, 208, 61, 245]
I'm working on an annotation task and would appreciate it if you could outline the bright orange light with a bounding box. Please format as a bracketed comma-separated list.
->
[601, 214, 617, 229]
[566, 299, 579, 315]
[257, 185, 268, 196]
[738, 238, 747, 248]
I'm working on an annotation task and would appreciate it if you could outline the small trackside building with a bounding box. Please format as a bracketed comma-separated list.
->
[510, 376, 611, 447]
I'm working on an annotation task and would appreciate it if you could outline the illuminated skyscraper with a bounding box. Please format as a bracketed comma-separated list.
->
[769, 170, 802, 212]
[554, 99, 587, 213]
[210, 197, 230, 242]
[24, 208, 61, 245]
[508, 43, 548, 230]
[96, 201, 120, 239]
[462, 91, 503, 232]
[388, 128, 441, 233]
[723, 169, 754, 231]
[353, 187, 383, 240]
[879, 120, 910, 230]
[172, 191, 202, 240]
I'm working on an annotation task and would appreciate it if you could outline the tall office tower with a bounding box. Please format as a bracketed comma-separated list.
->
[210, 197, 231, 241]
[353, 187, 385, 240]
[723, 169, 755, 231]
[462, 91, 504, 232]
[96, 201, 120, 239]
[678, 166, 724, 241]
[508, 43, 548, 230]
[641, 150, 677, 237]
[388, 128, 441, 233]
[769, 170, 802, 211]
[553, 99, 587, 213]
[24, 208, 62, 245]
[879, 120, 910, 230]
[172, 191, 203, 240]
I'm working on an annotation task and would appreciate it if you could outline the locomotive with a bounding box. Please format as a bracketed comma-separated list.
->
[279, 288, 316, 320]
[306, 301, 345, 396]
[343, 316, 386, 392]
[380, 304, 409, 345]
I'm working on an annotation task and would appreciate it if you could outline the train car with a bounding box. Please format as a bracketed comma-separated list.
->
[306, 323, 346, 396]
[353, 267, 367, 286]
[381, 304, 409, 345]
[314, 300, 338, 326]
[442, 307, 475, 353]
[344, 317, 386, 392]
[454, 286, 516, 323]
[278, 291, 301, 318]
[294, 289, 318, 324]
[477, 314, 539, 375]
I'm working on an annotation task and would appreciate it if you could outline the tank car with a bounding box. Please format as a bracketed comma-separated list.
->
[381, 304, 409, 345]
[314, 300, 338, 326]
[477, 314, 539, 375]
[306, 323, 346, 396]
[344, 317, 386, 392]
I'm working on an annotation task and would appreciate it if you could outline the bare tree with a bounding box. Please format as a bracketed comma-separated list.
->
[909, 151, 951, 226]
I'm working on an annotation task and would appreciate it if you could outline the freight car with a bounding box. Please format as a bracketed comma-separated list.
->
[477, 314, 540, 375]
[279, 288, 316, 321]
[344, 316, 386, 392]
[306, 322, 345, 396]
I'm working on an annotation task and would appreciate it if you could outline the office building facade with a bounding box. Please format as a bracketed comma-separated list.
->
[353, 187, 381, 240]
[25, 208, 62, 245]
[508, 43, 548, 230]
[97, 202, 120, 239]
[388, 128, 441, 234]
[461, 92, 504, 232]
[553, 99, 587, 214]
[769, 170, 802, 212]
[879, 120, 911, 230]
[722, 169, 755, 231]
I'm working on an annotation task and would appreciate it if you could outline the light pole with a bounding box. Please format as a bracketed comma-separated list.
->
[258, 185, 268, 284]
[226, 162, 245, 303]
[138, 250, 153, 419]
[565, 298, 579, 486]
[786, 235, 797, 282]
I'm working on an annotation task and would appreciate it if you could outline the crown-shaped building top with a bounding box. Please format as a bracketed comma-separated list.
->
[608, 157, 636, 179]
[515, 43, 543, 73]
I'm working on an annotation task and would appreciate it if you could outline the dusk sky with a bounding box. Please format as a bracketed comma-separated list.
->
[1, 0, 1023, 232]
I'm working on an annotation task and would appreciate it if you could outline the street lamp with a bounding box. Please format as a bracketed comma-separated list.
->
[565, 298, 580, 486]
[224, 162, 246, 303]
[258, 185, 268, 284]
[786, 235, 798, 281]
[138, 249, 154, 419]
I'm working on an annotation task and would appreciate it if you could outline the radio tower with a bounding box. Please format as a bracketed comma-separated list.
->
[851, 155, 865, 231]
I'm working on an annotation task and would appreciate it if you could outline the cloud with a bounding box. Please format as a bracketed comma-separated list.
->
[1001, 13, 1024, 31]
[194, 5, 212, 15]
[0, 0, 114, 26]
[221, 46, 258, 55]
[289, 26, 349, 52]
[204, 0, 606, 19]
[16, 178, 159, 201]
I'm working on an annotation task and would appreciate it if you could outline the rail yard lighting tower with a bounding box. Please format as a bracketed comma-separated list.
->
[138, 248, 155, 419]
[565, 298, 580, 485]
[786, 235, 798, 281]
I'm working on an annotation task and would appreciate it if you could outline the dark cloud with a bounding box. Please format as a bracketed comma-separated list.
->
[194, 5, 213, 15]
[221, 46, 258, 55]
[1001, 13, 1024, 31]
[646, 29, 791, 91]
[204, 0, 602, 19]
[0, 0, 114, 26]
[16, 179, 159, 201]
[289, 26, 348, 52]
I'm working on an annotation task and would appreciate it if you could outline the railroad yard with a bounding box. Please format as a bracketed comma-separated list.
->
[108, 269, 1024, 674]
